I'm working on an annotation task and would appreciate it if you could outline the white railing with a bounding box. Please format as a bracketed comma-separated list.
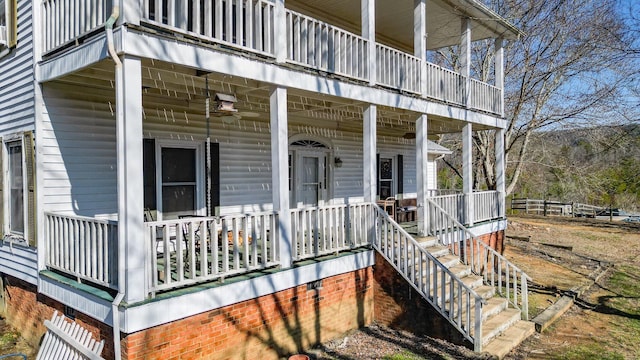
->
[45, 212, 118, 289]
[429, 193, 466, 225]
[424, 62, 465, 106]
[143, 0, 276, 56]
[290, 203, 373, 260]
[145, 212, 279, 296]
[286, 9, 368, 81]
[469, 79, 502, 115]
[425, 199, 530, 321]
[472, 190, 501, 223]
[42, 0, 110, 53]
[376, 43, 421, 94]
[372, 206, 484, 351]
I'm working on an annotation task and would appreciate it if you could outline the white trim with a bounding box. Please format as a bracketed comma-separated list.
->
[468, 218, 507, 237]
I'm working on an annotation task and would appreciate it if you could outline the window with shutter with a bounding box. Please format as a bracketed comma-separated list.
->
[0, 0, 17, 50]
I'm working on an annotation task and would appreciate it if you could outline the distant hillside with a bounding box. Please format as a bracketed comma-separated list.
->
[512, 123, 640, 211]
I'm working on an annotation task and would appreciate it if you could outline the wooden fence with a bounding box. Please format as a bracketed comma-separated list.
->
[510, 198, 604, 217]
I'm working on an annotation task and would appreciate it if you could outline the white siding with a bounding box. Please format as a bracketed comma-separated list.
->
[40, 83, 118, 218]
[0, 243, 38, 284]
[41, 81, 437, 216]
[0, 0, 35, 134]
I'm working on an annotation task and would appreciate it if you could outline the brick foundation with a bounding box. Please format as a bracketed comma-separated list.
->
[1, 275, 115, 359]
[1, 268, 373, 360]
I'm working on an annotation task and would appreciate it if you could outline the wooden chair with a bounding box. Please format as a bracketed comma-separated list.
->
[0, 311, 105, 360]
[382, 197, 396, 220]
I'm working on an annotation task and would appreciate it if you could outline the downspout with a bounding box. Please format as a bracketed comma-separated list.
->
[106, 6, 125, 360]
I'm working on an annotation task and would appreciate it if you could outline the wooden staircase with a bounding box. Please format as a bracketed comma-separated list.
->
[372, 204, 535, 358]
[416, 236, 535, 358]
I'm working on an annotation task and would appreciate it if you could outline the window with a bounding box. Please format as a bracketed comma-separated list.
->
[0, 0, 17, 49]
[7, 141, 23, 234]
[379, 157, 393, 199]
[161, 147, 197, 218]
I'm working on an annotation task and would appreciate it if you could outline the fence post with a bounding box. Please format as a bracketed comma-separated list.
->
[543, 200, 548, 217]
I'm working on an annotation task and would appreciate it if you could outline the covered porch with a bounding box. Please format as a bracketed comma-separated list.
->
[38, 56, 506, 302]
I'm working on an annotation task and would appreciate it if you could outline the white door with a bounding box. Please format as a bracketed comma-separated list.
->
[295, 152, 327, 207]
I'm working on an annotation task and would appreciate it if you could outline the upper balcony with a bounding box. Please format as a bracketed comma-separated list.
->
[40, 0, 520, 117]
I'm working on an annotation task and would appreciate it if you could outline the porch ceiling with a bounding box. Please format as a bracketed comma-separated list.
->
[286, 0, 521, 53]
[54, 59, 489, 137]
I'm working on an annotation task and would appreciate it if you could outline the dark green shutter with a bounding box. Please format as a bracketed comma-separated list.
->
[143, 139, 157, 210]
[397, 154, 403, 195]
[376, 153, 380, 199]
[0, 137, 3, 236]
[7, 0, 18, 48]
[207, 142, 220, 215]
[24, 132, 36, 247]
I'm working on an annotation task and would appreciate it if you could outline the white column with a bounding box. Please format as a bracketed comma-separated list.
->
[118, 56, 145, 303]
[460, 17, 471, 108]
[495, 128, 506, 218]
[416, 114, 429, 236]
[270, 86, 292, 268]
[363, 105, 377, 202]
[414, 0, 427, 97]
[462, 123, 474, 226]
[274, 0, 286, 62]
[495, 37, 505, 116]
[362, 0, 376, 85]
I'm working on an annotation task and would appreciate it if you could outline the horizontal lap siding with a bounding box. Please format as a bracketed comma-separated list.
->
[0, 244, 38, 285]
[41, 82, 423, 216]
[0, 0, 35, 134]
[41, 83, 118, 218]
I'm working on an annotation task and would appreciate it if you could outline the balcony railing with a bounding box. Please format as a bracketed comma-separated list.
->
[45, 212, 118, 289]
[429, 190, 502, 225]
[286, 9, 369, 81]
[42, 0, 503, 115]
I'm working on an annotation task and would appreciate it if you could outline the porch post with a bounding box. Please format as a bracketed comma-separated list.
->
[460, 17, 471, 108]
[362, 0, 376, 85]
[117, 55, 145, 303]
[274, 0, 286, 63]
[495, 128, 506, 218]
[121, 0, 143, 25]
[416, 114, 429, 236]
[270, 86, 292, 268]
[495, 37, 505, 116]
[462, 123, 474, 226]
[414, 0, 427, 97]
[363, 104, 377, 202]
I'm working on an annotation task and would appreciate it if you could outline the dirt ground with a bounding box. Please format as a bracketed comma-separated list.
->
[1, 215, 638, 359]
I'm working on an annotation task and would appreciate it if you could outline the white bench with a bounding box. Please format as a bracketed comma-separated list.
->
[0, 311, 105, 360]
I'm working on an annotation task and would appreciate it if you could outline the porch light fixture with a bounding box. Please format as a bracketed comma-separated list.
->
[334, 157, 343, 168]
[214, 93, 238, 113]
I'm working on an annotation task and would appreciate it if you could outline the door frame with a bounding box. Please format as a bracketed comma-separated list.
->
[289, 136, 335, 208]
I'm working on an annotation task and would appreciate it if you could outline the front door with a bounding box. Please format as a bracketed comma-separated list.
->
[295, 152, 327, 207]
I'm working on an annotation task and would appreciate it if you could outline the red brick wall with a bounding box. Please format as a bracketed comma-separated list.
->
[1, 275, 115, 359]
[121, 268, 373, 360]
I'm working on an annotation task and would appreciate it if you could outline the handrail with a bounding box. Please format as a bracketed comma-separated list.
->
[372, 205, 484, 350]
[426, 198, 530, 320]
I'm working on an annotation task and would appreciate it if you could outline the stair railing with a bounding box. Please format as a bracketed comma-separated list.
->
[372, 206, 485, 351]
[426, 198, 531, 320]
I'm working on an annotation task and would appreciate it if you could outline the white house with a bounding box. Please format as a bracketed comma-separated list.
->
[0, 0, 532, 359]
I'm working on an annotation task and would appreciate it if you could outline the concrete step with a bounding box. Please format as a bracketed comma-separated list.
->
[423, 244, 450, 257]
[480, 308, 522, 345]
[415, 236, 438, 247]
[483, 320, 535, 359]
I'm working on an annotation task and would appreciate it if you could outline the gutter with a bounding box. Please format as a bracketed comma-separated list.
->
[105, 6, 125, 360]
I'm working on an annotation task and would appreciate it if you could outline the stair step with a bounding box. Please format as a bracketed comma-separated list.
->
[415, 236, 438, 247]
[481, 308, 522, 345]
[423, 245, 450, 257]
[436, 254, 460, 268]
[483, 320, 535, 359]
[474, 285, 496, 300]
[455, 297, 508, 324]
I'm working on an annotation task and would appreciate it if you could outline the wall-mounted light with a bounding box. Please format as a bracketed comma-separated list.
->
[334, 157, 343, 168]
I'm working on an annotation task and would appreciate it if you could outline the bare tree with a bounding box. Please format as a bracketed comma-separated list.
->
[436, 0, 636, 195]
